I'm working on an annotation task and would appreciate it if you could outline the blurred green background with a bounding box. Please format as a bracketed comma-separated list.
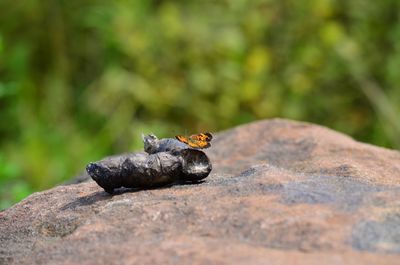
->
[1, 0, 400, 209]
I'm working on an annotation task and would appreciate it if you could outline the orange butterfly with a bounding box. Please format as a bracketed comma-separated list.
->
[175, 132, 213, 149]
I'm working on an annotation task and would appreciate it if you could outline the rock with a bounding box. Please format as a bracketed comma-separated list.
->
[1, 119, 400, 265]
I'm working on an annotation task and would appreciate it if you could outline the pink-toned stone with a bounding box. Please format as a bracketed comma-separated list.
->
[1, 119, 400, 265]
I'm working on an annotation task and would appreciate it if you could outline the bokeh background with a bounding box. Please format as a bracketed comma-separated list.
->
[1, 0, 400, 209]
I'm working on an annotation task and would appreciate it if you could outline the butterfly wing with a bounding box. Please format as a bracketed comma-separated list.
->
[189, 133, 210, 141]
[188, 139, 211, 148]
[176, 132, 213, 149]
[175, 135, 189, 144]
[201, 132, 213, 141]
[188, 132, 212, 149]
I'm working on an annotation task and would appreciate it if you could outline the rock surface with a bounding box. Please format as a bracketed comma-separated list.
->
[1, 119, 400, 265]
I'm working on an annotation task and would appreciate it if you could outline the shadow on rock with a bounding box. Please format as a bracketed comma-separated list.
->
[60, 191, 112, 211]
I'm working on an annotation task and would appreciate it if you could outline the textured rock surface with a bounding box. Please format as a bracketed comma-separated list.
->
[1, 119, 400, 265]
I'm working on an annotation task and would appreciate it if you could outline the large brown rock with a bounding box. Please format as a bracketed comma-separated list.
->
[1, 119, 400, 265]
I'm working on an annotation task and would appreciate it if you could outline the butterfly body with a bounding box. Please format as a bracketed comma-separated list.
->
[175, 132, 213, 149]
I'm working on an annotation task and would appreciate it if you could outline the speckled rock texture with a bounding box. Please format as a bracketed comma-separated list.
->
[1, 119, 400, 265]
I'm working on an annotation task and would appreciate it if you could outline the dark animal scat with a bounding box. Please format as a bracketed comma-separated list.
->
[87, 135, 212, 193]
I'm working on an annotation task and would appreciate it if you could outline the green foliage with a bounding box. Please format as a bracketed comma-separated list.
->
[0, 0, 399, 209]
